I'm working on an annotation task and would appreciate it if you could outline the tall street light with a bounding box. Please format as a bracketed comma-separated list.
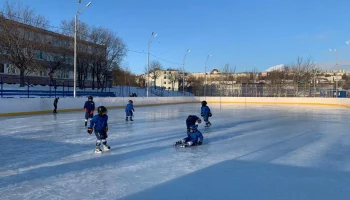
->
[147, 32, 157, 97]
[313, 62, 317, 97]
[204, 54, 212, 97]
[329, 49, 338, 98]
[182, 49, 190, 95]
[74, 0, 91, 98]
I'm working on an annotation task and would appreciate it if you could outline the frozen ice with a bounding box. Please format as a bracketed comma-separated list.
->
[1, 103, 350, 200]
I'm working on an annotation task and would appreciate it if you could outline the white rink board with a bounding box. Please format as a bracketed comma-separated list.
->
[0, 97, 199, 114]
[1, 96, 350, 115]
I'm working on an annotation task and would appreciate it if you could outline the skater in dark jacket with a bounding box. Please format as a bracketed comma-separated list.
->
[53, 97, 59, 113]
[83, 96, 95, 126]
[186, 115, 201, 131]
[87, 106, 110, 153]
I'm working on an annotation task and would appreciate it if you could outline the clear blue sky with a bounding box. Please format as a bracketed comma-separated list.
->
[3, 0, 350, 74]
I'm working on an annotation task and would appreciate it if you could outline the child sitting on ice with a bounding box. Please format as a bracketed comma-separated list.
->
[174, 125, 203, 148]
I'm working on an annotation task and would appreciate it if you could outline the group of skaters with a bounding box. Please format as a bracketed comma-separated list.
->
[61, 95, 213, 153]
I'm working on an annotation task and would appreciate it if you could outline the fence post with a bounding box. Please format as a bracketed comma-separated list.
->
[63, 82, 65, 97]
[27, 78, 30, 98]
[49, 80, 52, 98]
[0, 77, 3, 98]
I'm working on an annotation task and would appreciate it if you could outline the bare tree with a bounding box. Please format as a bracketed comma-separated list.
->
[41, 50, 69, 82]
[0, 1, 50, 87]
[186, 75, 204, 95]
[167, 70, 179, 91]
[144, 60, 163, 88]
[60, 19, 91, 88]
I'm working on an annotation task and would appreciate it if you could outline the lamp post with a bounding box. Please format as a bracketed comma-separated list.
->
[329, 49, 339, 98]
[74, 0, 91, 98]
[204, 54, 212, 97]
[313, 62, 317, 97]
[182, 49, 190, 95]
[146, 32, 157, 97]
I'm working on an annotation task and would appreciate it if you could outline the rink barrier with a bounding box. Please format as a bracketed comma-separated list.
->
[0, 97, 200, 117]
[199, 97, 350, 108]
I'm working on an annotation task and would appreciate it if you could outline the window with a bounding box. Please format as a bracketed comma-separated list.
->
[35, 50, 43, 59]
[164, 76, 166, 79]
[0, 63, 4, 73]
[164, 82, 166, 85]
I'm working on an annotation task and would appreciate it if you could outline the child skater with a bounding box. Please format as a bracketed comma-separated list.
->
[174, 125, 204, 148]
[87, 106, 110, 153]
[201, 101, 212, 127]
[125, 100, 135, 121]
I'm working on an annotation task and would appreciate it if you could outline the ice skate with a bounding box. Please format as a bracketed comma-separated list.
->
[95, 146, 102, 153]
[103, 144, 110, 151]
[85, 121, 87, 126]
[126, 117, 128, 121]
[130, 117, 134, 122]
[174, 140, 183, 146]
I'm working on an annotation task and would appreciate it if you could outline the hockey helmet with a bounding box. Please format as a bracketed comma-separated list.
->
[88, 96, 93, 101]
[97, 106, 107, 115]
[196, 118, 202, 124]
[128, 100, 133, 104]
[201, 101, 207, 106]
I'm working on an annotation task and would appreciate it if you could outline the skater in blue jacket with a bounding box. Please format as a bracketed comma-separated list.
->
[87, 106, 110, 153]
[125, 100, 135, 121]
[174, 125, 204, 148]
[201, 101, 212, 127]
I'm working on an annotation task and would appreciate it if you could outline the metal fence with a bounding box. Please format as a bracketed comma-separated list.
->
[1, 76, 347, 98]
[0, 77, 193, 98]
[189, 85, 348, 98]
[0, 77, 114, 98]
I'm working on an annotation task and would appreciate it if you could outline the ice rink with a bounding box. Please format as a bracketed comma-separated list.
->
[1, 103, 350, 200]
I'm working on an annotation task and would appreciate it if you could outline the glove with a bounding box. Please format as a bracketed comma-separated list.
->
[209, 113, 212, 117]
[198, 141, 203, 145]
[105, 126, 108, 132]
[132, 109, 135, 112]
[87, 128, 93, 134]
[90, 110, 94, 115]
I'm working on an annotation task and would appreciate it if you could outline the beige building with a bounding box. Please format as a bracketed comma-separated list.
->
[147, 69, 180, 90]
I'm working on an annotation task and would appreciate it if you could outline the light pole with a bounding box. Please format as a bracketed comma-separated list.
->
[182, 49, 190, 95]
[313, 62, 317, 97]
[204, 54, 212, 97]
[329, 49, 339, 98]
[146, 32, 157, 97]
[74, 0, 91, 98]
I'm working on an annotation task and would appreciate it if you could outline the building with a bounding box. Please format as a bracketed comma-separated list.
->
[147, 69, 180, 90]
[0, 18, 106, 87]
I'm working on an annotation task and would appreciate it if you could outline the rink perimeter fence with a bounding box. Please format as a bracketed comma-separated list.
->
[0, 77, 193, 98]
[1, 77, 349, 98]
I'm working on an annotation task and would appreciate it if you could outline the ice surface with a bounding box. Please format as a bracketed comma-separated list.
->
[1, 103, 350, 200]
